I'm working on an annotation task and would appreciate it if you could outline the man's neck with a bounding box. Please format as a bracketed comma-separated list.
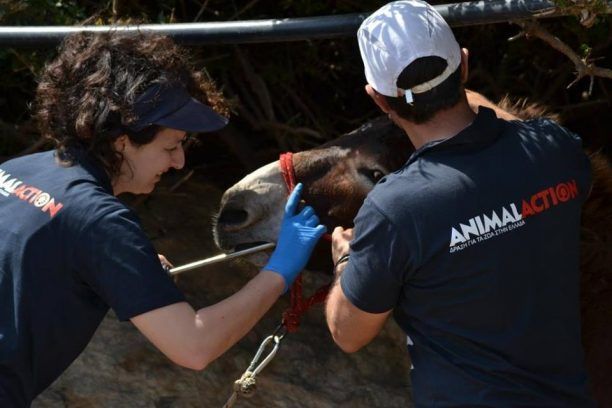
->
[395, 100, 476, 150]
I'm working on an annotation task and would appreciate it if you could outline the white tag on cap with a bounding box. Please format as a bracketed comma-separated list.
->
[404, 89, 414, 104]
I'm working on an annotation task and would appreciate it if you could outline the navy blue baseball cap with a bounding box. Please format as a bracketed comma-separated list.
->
[126, 82, 228, 133]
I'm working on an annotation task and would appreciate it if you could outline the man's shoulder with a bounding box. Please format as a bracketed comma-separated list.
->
[505, 116, 584, 148]
[371, 159, 459, 207]
[364, 168, 434, 227]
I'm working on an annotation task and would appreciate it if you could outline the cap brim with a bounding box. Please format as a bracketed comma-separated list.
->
[155, 97, 228, 133]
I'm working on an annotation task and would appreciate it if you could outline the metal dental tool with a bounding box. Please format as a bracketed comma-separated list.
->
[167, 242, 276, 276]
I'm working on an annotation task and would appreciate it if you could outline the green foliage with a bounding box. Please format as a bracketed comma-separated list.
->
[580, 43, 592, 57]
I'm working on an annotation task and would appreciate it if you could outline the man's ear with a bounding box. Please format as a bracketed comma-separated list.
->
[460, 48, 469, 84]
[365, 84, 392, 114]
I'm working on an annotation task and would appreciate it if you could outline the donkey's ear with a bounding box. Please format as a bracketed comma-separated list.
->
[365, 84, 392, 114]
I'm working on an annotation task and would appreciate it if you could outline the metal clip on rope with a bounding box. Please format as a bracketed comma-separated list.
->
[222, 324, 287, 408]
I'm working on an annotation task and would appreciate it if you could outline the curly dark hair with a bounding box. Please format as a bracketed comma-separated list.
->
[34, 30, 229, 178]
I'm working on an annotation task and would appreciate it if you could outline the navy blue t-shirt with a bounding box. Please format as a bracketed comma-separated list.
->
[341, 108, 594, 407]
[0, 150, 184, 407]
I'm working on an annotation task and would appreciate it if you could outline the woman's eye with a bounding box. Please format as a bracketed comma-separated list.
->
[181, 135, 194, 146]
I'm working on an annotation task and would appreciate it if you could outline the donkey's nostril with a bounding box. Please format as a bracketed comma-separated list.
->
[218, 208, 249, 225]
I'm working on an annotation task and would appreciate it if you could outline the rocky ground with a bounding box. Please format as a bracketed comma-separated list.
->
[33, 175, 413, 407]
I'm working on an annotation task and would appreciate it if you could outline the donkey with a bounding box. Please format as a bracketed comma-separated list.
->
[213, 105, 612, 405]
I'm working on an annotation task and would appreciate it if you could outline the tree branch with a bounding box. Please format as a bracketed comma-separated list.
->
[513, 20, 612, 91]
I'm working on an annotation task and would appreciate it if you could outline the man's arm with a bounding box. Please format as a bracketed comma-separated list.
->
[326, 263, 391, 353]
[325, 227, 391, 353]
[131, 271, 284, 370]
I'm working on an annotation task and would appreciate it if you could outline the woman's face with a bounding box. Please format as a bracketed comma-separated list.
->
[112, 127, 186, 195]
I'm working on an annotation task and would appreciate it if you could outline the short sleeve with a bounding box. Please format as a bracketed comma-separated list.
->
[552, 123, 592, 201]
[75, 206, 185, 321]
[340, 198, 415, 313]
[529, 119, 592, 202]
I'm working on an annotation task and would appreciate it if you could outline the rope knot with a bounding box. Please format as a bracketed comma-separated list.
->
[234, 371, 257, 397]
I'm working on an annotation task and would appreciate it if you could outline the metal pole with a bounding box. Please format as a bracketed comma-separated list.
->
[1, 0, 610, 48]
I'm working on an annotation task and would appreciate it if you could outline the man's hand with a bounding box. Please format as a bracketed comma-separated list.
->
[327, 226, 391, 353]
[264, 183, 327, 291]
[332, 226, 353, 264]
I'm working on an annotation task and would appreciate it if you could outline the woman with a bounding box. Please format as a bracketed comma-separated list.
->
[0, 31, 325, 407]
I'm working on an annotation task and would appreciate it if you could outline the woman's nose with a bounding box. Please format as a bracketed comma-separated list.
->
[171, 146, 185, 170]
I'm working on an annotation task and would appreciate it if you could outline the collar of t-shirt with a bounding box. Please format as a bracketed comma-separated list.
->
[62, 147, 113, 194]
[406, 106, 504, 166]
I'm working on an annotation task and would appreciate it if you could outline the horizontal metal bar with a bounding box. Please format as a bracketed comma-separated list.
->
[1, 0, 610, 48]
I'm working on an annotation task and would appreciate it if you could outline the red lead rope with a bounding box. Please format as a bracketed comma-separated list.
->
[279, 152, 297, 191]
[279, 152, 331, 333]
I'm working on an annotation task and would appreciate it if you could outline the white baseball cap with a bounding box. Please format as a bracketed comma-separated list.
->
[357, 0, 461, 103]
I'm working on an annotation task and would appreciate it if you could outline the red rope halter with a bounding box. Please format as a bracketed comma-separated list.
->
[279, 152, 331, 333]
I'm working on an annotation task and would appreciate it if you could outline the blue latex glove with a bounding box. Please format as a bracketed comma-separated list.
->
[264, 183, 327, 292]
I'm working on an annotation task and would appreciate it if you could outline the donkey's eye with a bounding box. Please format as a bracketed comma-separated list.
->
[359, 168, 385, 183]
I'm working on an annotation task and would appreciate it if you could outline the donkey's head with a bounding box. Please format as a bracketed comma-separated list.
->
[214, 117, 413, 266]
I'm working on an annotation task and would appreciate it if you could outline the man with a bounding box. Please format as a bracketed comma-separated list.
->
[325, 1, 594, 406]
[0, 32, 325, 407]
